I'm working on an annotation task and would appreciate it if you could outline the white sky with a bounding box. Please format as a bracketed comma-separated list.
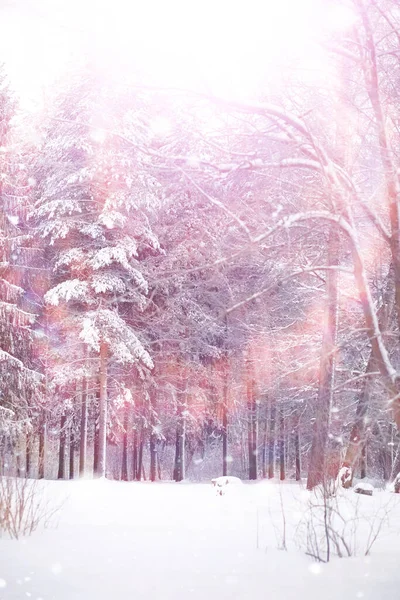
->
[0, 0, 356, 109]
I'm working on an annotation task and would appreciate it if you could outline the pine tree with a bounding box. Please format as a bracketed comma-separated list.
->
[0, 65, 39, 471]
[32, 66, 157, 477]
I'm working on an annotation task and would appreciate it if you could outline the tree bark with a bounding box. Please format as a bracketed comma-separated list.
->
[246, 353, 258, 480]
[96, 343, 108, 478]
[69, 421, 75, 480]
[360, 443, 367, 479]
[16, 445, 22, 478]
[268, 399, 276, 479]
[279, 410, 285, 481]
[294, 414, 301, 481]
[222, 356, 229, 476]
[137, 434, 144, 481]
[150, 389, 157, 482]
[79, 376, 88, 477]
[173, 426, 182, 482]
[307, 226, 339, 489]
[132, 428, 138, 480]
[121, 404, 129, 481]
[173, 411, 185, 482]
[262, 407, 268, 478]
[25, 431, 31, 478]
[222, 315, 229, 476]
[58, 413, 67, 480]
[93, 386, 100, 476]
[173, 370, 186, 482]
[391, 442, 400, 481]
[38, 415, 46, 480]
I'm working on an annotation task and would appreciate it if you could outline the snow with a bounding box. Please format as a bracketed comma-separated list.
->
[211, 476, 243, 494]
[354, 482, 374, 495]
[211, 475, 243, 486]
[337, 465, 352, 488]
[1, 479, 400, 600]
[45, 280, 89, 306]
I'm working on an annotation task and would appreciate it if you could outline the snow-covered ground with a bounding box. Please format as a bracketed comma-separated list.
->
[1, 479, 400, 599]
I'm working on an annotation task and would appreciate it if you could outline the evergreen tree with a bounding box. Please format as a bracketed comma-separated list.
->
[0, 65, 39, 470]
[32, 66, 157, 477]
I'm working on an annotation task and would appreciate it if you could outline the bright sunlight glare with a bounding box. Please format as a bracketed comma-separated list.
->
[0, 0, 357, 107]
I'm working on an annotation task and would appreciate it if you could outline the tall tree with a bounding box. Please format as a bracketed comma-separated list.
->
[32, 66, 157, 478]
[0, 66, 39, 470]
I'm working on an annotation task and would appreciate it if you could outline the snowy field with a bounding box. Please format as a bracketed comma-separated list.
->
[1, 479, 400, 600]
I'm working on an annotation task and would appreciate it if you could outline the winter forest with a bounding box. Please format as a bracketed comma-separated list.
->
[2, 0, 400, 598]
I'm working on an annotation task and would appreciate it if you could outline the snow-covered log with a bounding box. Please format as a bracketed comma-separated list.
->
[354, 482, 374, 497]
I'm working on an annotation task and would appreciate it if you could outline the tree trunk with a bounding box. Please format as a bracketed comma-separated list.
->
[294, 415, 301, 481]
[58, 413, 67, 480]
[25, 431, 31, 478]
[173, 414, 185, 482]
[79, 376, 88, 477]
[38, 416, 46, 480]
[342, 267, 394, 474]
[95, 343, 108, 478]
[157, 450, 162, 480]
[343, 354, 374, 475]
[262, 409, 268, 478]
[356, 0, 400, 341]
[379, 445, 392, 481]
[149, 434, 156, 481]
[150, 389, 157, 482]
[132, 428, 138, 480]
[93, 395, 100, 476]
[137, 435, 144, 481]
[69, 422, 75, 480]
[222, 315, 229, 476]
[246, 353, 257, 480]
[222, 356, 229, 477]
[268, 399, 276, 479]
[347, 2, 400, 428]
[121, 404, 129, 481]
[279, 410, 285, 481]
[173, 427, 181, 482]
[241, 431, 246, 476]
[307, 226, 339, 490]
[360, 443, 367, 479]
[16, 445, 22, 478]
[173, 373, 186, 482]
[93, 427, 99, 475]
[391, 442, 400, 481]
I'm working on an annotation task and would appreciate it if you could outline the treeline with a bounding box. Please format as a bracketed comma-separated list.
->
[1, 0, 400, 488]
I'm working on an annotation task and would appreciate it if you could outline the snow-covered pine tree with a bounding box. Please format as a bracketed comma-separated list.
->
[32, 66, 158, 477]
[0, 65, 39, 472]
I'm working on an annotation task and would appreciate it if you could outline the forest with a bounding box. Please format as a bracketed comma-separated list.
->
[1, 0, 400, 495]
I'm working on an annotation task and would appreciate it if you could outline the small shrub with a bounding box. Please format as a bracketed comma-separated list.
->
[0, 476, 59, 539]
[295, 478, 393, 562]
